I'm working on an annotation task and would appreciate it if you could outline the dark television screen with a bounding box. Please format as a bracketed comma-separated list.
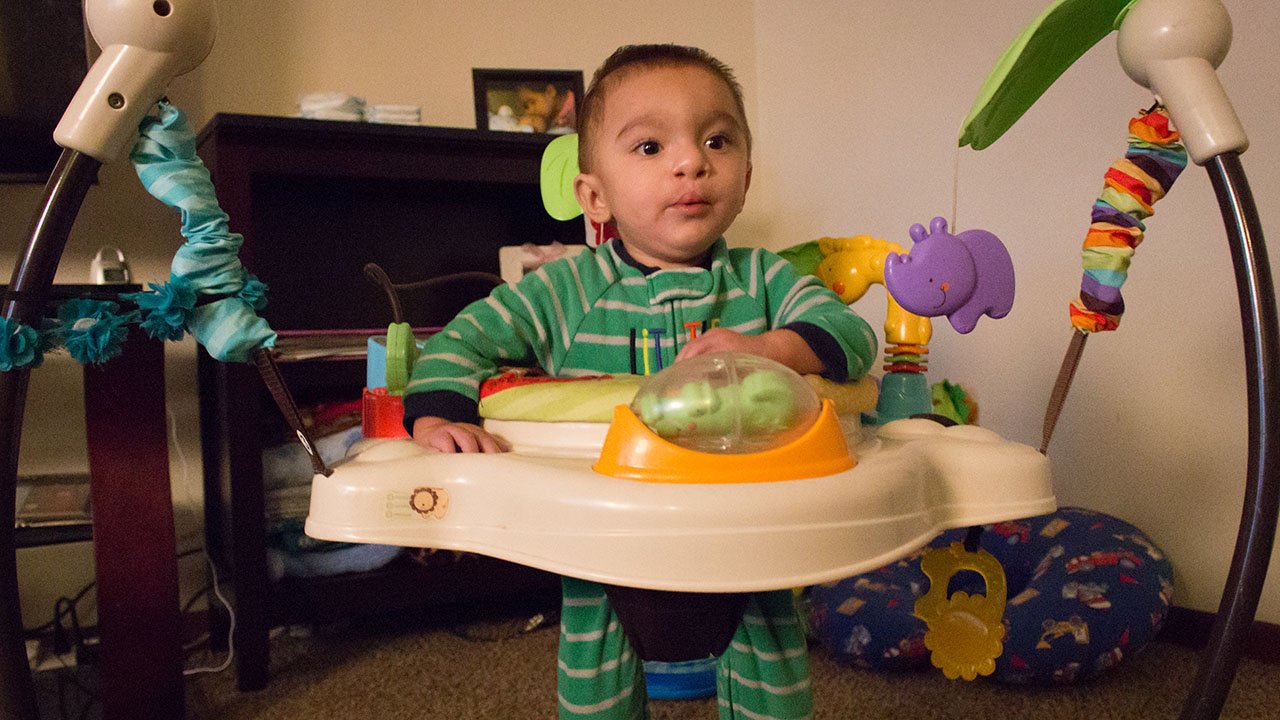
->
[0, 0, 88, 182]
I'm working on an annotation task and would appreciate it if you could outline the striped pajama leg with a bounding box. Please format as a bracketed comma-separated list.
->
[558, 577, 649, 720]
[716, 590, 813, 720]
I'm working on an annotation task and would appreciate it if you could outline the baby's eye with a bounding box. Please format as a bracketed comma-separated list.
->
[705, 134, 729, 150]
[636, 140, 661, 155]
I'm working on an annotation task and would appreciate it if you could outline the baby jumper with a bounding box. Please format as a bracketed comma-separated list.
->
[402, 238, 875, 719]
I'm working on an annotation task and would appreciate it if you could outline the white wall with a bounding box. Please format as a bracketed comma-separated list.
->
[4, 0, 1278, 628]
[751, 0, 1280, 620]
[173, 0, 759, 134]
[2, 0, 760, 629]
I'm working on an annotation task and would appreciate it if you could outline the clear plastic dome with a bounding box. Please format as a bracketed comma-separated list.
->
[630, 352, 821, 454]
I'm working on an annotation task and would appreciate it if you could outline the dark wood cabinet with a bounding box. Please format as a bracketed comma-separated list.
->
[195, 114, 572, 690]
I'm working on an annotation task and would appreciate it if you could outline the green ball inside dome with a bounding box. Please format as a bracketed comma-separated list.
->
[631, 352, 820, 454]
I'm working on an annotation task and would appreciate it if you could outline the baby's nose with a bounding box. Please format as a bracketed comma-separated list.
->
[673, 144, 709, 177]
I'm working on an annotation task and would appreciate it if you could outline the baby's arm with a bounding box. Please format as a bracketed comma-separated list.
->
[412, 416, 510, 454]
[404, 277, 555, 455]
[675, 327, 823, 375]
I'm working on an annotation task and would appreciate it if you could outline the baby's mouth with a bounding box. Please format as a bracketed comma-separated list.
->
[673, 193, 710, 211]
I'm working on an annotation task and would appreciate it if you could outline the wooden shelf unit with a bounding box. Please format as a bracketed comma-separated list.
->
[195, 114, 575, 691]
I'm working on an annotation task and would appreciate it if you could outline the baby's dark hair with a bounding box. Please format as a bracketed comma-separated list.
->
[576, 44, 751, 173]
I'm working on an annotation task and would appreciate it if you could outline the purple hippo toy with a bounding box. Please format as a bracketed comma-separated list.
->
[883, 217, 1015, 334]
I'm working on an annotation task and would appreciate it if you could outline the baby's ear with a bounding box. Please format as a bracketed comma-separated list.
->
[574, 173, 612, 224]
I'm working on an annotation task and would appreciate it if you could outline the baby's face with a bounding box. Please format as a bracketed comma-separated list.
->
[575, 64, 751, 268]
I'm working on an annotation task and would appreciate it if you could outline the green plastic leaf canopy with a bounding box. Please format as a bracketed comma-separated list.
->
[540, 133, 584, 221]
[958, 0, 1139, 150]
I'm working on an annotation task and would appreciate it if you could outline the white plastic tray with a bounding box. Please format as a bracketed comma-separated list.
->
[306, 417, 1055, 592]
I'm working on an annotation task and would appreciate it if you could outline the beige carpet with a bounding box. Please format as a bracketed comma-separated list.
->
[185, 606, 1280, 720]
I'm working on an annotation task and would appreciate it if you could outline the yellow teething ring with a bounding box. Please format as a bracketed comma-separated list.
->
[913, 541, 1008, 680]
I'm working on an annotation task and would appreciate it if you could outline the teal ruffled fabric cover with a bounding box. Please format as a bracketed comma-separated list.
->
[131, 102, 276, 362]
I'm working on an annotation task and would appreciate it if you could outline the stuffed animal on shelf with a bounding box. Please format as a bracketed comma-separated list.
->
[517, 84, 561, 133]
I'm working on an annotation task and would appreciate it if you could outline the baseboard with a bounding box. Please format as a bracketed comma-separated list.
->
[1160, 606, 1280, 664]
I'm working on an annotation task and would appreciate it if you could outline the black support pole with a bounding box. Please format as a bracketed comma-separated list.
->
[1180, 152, 1280, 719]
[0, 149, 100, 720]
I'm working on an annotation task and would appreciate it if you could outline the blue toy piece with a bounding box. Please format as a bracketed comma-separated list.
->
[643, 657, 718, 700]
[876, 373, 933, 425]
[807, 507, 1173, 685]
[884, 217, 1015, 334]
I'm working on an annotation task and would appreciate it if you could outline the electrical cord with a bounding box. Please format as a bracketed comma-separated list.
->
[26, 399, 283, 681]
[23, 581, 95, 636]
[51, 658, 97, 720]
[50, 598, 80, 655]
[24, 541, 210, 720]
[56, 672, 95, 720]
[26, 546, 204, 636]
[180, 583, 212, 618]
[182, 553, 235, 676]
[29, 613, 100, 720]
[166, 403, 237, 676]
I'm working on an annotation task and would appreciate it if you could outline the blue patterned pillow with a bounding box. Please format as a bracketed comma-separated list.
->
[807, 507, 1174, 685]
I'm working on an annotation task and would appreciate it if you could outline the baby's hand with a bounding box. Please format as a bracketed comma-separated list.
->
[412, 416, 510, 454]
[675, 328, 822, 375]
[676, 327, 771, 361]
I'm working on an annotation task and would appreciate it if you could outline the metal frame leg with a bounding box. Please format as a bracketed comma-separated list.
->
[0, 150, 100, 720]
[1180, 152, 1280, 719]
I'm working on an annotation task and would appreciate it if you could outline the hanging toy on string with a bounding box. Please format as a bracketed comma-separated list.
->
[1041, 106, 1187, 452]
[913, 539, 1008, 680]
[914, 100, 1186, 688]
[1068, 106, 1188, 333]
[948, 0, 1194, 453]
[883, 217, 1016, 335]
[0, 102, 277, 370]
[126, 101, 278, 363]
[914, 0, 1186, 677]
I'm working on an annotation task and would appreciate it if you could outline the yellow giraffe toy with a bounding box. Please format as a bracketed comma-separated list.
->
[815, 235, 932, 421]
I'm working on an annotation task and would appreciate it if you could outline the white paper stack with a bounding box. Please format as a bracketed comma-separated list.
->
[298, 93, 366, 121]
[366, 104, 422, 125]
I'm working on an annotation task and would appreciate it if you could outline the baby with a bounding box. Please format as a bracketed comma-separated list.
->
[403, 44, 876, 719]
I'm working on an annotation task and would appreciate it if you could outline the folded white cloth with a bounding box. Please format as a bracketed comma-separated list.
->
[298, 92, 366, 120]
[368, 104, 419, 115]
[367, 104, 421, 125]
[295, 95, 424, 124]
[301, 110, 364, 121]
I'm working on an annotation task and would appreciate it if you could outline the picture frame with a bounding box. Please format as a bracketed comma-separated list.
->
[473, 68, 584, 135]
